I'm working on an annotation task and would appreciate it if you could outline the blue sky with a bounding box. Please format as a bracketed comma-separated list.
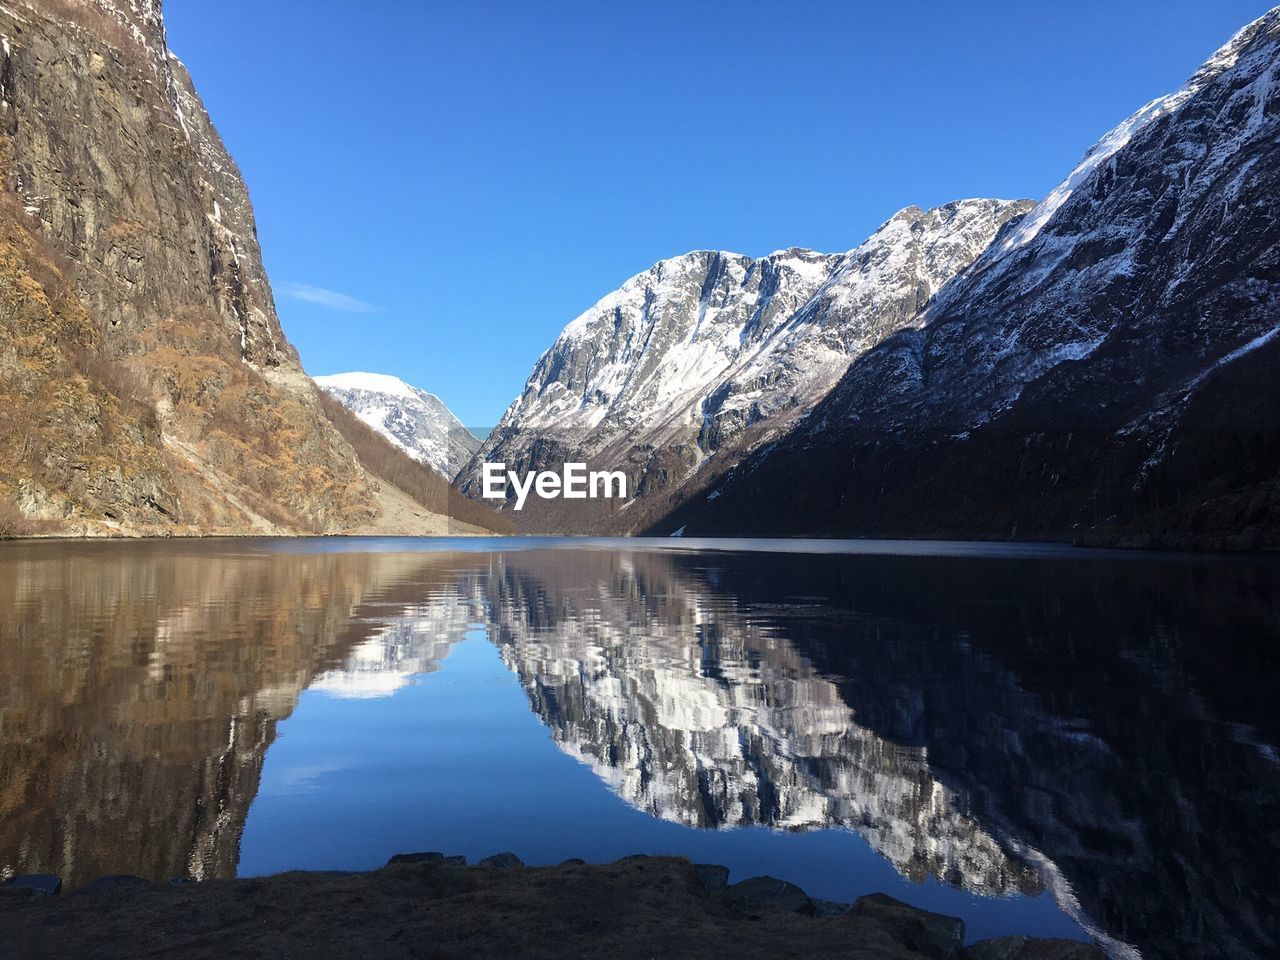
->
[166, 1, 1273, 426]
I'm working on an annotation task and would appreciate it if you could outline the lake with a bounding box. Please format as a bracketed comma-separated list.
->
[1, 537, 1276, 959]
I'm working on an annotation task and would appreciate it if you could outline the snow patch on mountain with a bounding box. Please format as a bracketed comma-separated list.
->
[460, 198, 1032, 529]
[999, 8, 1266, 254]
[315, 372, 479, 481]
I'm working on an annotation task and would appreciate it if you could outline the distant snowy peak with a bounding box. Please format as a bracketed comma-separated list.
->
[315, 372, 479, 481]
[319, 371, 429, 403]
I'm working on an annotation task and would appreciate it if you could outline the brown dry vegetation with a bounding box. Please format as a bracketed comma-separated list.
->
[0, 500, 34, 537]
[69, 347, 159, 433]
[132, 314, 378, 534]
[318, 393, 512, 534]
[0, 185, 486, 537]
[0, 193, 178, 532]
[0, 192, 366, 536]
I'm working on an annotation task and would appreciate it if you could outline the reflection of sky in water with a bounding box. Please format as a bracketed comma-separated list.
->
[4, 539, 1276, 960]
[243, 632, 1083, 946]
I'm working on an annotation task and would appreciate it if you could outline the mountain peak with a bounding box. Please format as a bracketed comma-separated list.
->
[460, 197, 1031, 531]
[999, 7, 1280, 255]
[315, 371, 426, 402]
[315, 372, 478, 481]
[883, 204, 926, 226]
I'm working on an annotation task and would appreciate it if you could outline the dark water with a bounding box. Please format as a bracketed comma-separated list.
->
[0, 538, 1276, 959]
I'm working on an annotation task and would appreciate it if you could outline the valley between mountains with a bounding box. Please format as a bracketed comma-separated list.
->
[0, 1, 1277, 549]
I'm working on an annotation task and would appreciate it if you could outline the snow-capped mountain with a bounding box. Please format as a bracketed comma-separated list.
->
[315, 372, 480, 480]
[457, 199, 1031, 532]
[668, 8, 1280, 549]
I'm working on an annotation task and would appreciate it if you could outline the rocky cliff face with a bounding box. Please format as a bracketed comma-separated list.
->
[0, 0, 444, 535]
[315, 372, 480, 481]
[457, 199, 1031, 533]
[668, 9, 1280, 549]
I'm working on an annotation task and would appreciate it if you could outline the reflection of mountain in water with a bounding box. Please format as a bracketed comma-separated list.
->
[0, 545, 470, 888]
[309, 595, 474, 700]
[482, 552, 1040, 897]
[1, 543, 1276, 960]
[467, 549, 1278, 960]
[552, 550, 1278, 960]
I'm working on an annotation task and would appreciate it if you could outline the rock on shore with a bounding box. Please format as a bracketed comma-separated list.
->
[1, 855, 1104, 959]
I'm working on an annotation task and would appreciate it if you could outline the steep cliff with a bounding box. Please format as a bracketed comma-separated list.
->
[0, 0, 493, 535]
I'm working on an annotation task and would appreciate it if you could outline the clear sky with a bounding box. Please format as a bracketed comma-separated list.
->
[165, 0, 1274, 427]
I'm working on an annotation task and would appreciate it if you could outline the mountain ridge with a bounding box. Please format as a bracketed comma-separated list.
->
[659, 7, 1280, 550]
[458, 197, 1033, 533]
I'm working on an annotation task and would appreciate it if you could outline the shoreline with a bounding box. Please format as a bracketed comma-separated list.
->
[2, 530, 1274, 561]
[2, 854, 1104, 960]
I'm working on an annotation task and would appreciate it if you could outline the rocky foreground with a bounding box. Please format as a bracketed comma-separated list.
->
[1, 854, 1102, 960]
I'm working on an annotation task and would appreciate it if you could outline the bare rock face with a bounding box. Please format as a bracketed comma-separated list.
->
[671, 9, 1280, 549]
[0, 0, 379, 534]
[2, 0, 282, 365]
[457, 199, 1031, 533]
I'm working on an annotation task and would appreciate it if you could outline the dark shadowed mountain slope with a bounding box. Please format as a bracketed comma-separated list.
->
[661, 9, 1280, 551]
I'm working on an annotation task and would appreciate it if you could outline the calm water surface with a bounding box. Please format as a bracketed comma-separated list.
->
[1, 538, 1277, 959]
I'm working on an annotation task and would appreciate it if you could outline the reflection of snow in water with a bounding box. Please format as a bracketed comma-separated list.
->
[309, 635, 415, 699]
[485, 573, 1040, 899]
[302, 567, 1038, 896]
[309, 596, 474, 700]
[284, 557, 1169, 958]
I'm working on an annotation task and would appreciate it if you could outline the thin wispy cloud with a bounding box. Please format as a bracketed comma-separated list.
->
[279, 282, 379, 314]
